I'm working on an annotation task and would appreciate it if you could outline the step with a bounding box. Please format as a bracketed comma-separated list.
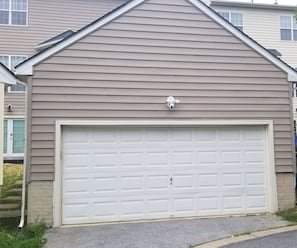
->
[7, 188, 22, 193]
[3, 196, 21, 201]
[0, 203, 20, 209]
[0, 210, 21, 218]
[15, 180, 23, 185]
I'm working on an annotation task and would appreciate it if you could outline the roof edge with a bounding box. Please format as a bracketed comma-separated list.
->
[16, 0, 145, 75]
[189, 0, 297, 81]
[0, 63, 16, 85]
[16, 0, 297, 82]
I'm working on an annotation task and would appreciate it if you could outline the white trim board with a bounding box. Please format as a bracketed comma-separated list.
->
[53, 119, 278, 227]
[0, 64, 16, 85]
[15, 0, 297, 81]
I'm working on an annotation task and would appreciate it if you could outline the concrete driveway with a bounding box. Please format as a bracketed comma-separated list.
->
[45, 215, 288, 248]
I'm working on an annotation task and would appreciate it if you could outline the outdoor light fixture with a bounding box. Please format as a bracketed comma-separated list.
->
[166, 96, 180, 110]
[7, 104, 12, 112]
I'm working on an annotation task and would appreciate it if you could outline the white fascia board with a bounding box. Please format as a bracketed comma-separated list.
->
[189, 0, 297, 81]
[16, 0, 297, 81]
[16, 0, 146, 76]
[0, 66, 16, 85]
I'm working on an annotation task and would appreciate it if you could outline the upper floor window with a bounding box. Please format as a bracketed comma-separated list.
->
[280, 16, 297, 41]
[0, 0, 27, 26]
[0, 55, 26, 92]
[217, 11, 243, 31]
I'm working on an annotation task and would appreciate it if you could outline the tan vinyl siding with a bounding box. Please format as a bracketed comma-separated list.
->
[2, 0, 127, 119]
[4, 91, 26, 116]
[28, 0, 294, 181]
[211, 5, 297, 68]
[0, 0, 128, 56]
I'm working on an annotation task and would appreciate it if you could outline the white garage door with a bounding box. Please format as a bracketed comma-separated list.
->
[62, 126, 268, 225]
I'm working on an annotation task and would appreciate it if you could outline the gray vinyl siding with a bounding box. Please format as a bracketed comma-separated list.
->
[0, 0, 127, 55]
[2, 0, 127, 118]
[28, 0, 294, 181]
[4, 91, 26, 116]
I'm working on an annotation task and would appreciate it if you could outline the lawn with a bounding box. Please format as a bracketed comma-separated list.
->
[0, 163, 47, 247]
[1, 163, 23, 198]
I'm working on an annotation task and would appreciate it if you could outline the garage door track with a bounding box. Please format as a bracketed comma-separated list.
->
[45, 215, 288, 248]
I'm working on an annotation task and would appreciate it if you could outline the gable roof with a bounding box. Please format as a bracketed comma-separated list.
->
[0, 63, 16, 85]
[15, 0, 297, 82]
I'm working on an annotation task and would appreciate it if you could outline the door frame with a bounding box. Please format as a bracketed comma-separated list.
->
[3, 116, 25, 159]
[53, 119, 277, 227]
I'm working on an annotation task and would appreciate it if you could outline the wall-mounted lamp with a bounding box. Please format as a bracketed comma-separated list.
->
[7, 104, 12, 112]
[166, 96, 180, 111]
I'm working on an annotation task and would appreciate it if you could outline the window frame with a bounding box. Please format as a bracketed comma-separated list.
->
[3, 118, 25, 157]
[0, 0, 28, 26]
[217, 10, 244, 31]
[0, 54, 27, 93]
[280, 15, 297, 42]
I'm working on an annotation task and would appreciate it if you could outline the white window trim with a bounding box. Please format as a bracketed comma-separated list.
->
[0, 54, 27, 93]
[292, 82, 297, 98]
[280, 15, 297, 42]
[0, 0, 28, 26]
[53, 119, 277, 227]
[3, 118, 25, 157]
[216, 10, 244, 31]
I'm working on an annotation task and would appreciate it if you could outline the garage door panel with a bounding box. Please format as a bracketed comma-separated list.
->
[223, 196, 244, 210]
[94, 177, 118, 193]
[147, 175, 170, 191]
[246, 195, 266, 209]
[173, 197, 195, 214]
[62, 126, 269, 225]
[147, 198, 171, 215]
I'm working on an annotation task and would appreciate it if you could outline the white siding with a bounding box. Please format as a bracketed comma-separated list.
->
[212, 6, 297, 68]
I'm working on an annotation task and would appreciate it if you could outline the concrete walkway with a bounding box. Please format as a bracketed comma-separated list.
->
[45, 215, 289, 248]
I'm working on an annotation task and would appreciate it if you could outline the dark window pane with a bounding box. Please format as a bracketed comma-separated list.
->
[10, 82, 25, 92]
[12, 0, 27, 11]
[0, 10, 9, 24]
[0, 0, 9, 9]
[11, 11, 26, 25]
[294, 30, 297, 41]
[280, 16, 291, 28]
[281, 29, 292, 40]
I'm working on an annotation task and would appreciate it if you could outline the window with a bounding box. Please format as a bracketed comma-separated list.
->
[0, 55, 26, 92]
[280, 16, 297, 41]
[0, 0, 27, 26]
[3, 119, 25, 156]
[217, 11, 243, 31]
[292, 82, 297, 98]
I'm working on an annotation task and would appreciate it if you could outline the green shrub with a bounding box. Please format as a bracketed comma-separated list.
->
[0, 223, 47, 248]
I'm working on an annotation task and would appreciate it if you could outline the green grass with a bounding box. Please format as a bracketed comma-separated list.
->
[1, 164, 23, 199]
[277, 208, 297, 223]
[0, 217, 20, 232]
[0, 222, 47, 248]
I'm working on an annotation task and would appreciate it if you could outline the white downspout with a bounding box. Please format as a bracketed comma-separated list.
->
[17, 159, 26, 230]
[18, 81, 28, 230]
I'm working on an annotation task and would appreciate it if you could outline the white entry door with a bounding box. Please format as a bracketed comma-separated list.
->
[62, 126, 268, 225]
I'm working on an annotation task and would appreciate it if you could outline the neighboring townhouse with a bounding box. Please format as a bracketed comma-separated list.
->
[210, 1, 297, 120]
[0, 64, 17, 185]
[0, 0, 128, 161]
[17, 0, 297, 226]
